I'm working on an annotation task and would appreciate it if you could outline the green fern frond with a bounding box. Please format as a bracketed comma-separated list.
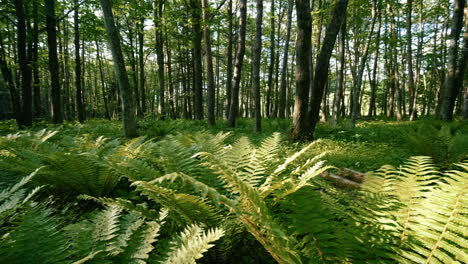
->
[161, 224, 224, 264]
[0, 206, 69, 264]
[131, 180, 220, 225]
[397, 161, 467, 264]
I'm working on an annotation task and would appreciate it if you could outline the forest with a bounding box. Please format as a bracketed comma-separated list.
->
[0, 0, 467, 263]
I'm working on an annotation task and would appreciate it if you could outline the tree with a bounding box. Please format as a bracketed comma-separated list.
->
[278, 0, 293, 119]
[290, 0, 312, 140]
[99, 0, 138, 137]
[74, 0, 85, 123]
[155, 0, 165, 119]
[266, 0, 276, 118]
[307, 0, 349, 138]
[252, 0, 263, 132]
[45, 0, 63, 124]
[13, 0, 33, 128]
[191, 0, 204, 120]
[228, 0, 247, 127]
[202, 0, 215, 125]
[350, 0, 377, 128]
[438, 0, 465, 120]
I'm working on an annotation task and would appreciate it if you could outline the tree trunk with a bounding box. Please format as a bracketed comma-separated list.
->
[228, 0, 247, 127]
[290, 0, 312, 140]
[252, 0, 263, 132]
[45, 0, 63, 123]
[190, 0, 203, 120]
[155, 0, 165, 119]
[332, 18, 346, 124]
[138, 18, 146, 115]
[13, 0, 33, 128]
[279, 0, 294, 119]
[367, 13, 381, 118]
[74, 0, 85, 123]
[457, 5, 467, 119]
[99, 0, 138, 137]
[266, 0, 276, 118]
[32, 0, 41, 118]
[0, 31, 21, 123]
[439, 0, 465, 120]
[225, 0, 233, 119]
[96, 40, 110, 120]
[350, 0, 377, 128]
[202, 0, 215, 125]
[308, 0, 349, 137]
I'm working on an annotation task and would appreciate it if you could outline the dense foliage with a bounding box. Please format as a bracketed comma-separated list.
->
[0, 119, 466, 263]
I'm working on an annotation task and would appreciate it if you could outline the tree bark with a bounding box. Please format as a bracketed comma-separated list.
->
[350, 0, 377, 128]
[74, 0, 85, 123]
[332, 18, 346, 124]
[202, 0, 216, 125]
[138, 18, 146, 115]
[228, 0, 247, 127]
[99, 0, 138, 137]
[290, 0, 312, 140]
[13, 0, 33, 128]
[45, 0, 63, 123]
[190, 0, 204, 120]
[155, 0, 165, 119]
[439, 0, 465, 120]
[279, 0, 293, 119]
[266, 0, 276, 118]
[308, 0, 349, 137]
[252, 0, 263, 132]
[225, 0, 233, 119]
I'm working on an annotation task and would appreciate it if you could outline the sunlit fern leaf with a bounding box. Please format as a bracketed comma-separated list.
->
[79, 195, 161, 220]
[131, 180, 220, 225]
[0, 206, 69, 264]
[390, 156, 440, 241]
[161, 224, 224, 264]
[0, 168, 42, 216]
[66, 205, 122, 261]
[117, 221, 162, 264]
[397, 161, 467, 264]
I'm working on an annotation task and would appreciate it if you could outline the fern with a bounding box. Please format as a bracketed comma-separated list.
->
[161, 224, 225, 264]
[0, 205, 69, 264]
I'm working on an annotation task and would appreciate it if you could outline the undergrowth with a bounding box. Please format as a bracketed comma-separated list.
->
[0, 118, 466, 263]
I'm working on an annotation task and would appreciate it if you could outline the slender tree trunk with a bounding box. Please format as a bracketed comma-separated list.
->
[138, 18, 146, 115]
[278, 0, 294, 119]
[350, 0, 377, 128]
[74, 0, 85, 123]
[332, 18, 346, 124]
[225, 0, 233, 119]
[439, 0, 465, 120]
[190, 0, 204, 120]
[0, 31, 21, 123]
[290, 0, 312, 140]
[406, 0, 415, 119]
[308, 0, 349, 137]
[32, 0, 41, 118]
[13, 0, 33, 128]
[45, 0, 62, 123]
[155, 0, 165, 118]
[99, 0, 138, 137]
[367, 13, 381, 118]
[252, 0, 263, 132]
[228, 0, 247, 127]
[96, 40, 110, 120]
[202, 0, 216, 125]
[266, 0, 276, 118]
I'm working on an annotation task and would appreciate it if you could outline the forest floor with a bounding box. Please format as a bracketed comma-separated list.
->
[1, 117, 466, 172]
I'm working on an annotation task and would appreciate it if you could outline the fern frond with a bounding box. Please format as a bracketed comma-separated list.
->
[161, 224, 224, 264]
[397, 161, 468, 264]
